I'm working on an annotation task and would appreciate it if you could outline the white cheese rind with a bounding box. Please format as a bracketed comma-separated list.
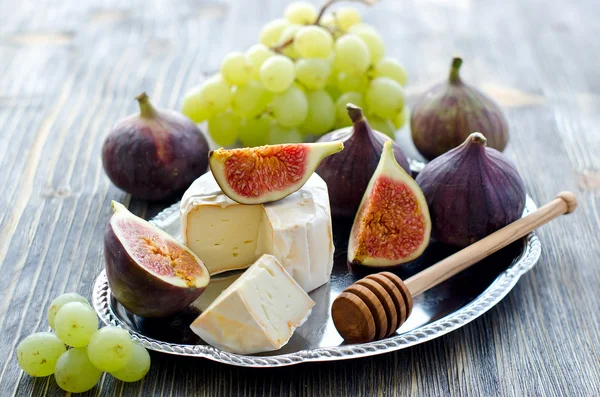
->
[180, 172, 334, 292]
[190, 254, 315, 354]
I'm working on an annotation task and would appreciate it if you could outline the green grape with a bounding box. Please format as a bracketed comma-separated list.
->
[268, 124, 303, 144]
[110, 341, 151, 383]
[319, 14, 337, 31]
[335, 7, 362, 31]
[54, 302, 98, 347]
[335, 92, 365, 127]
[54, 348, 102, 393]
[231, 81, 273, 118]
[325, 84, 342, 101]
[372, 57, 408, 86]
[278, 24, 302, 59]
[325, 59, 340, 96]
[367, 115, 396, 138]
[334, 120, 349, 130]
[284, 1, 317, 24]
[295, 58, 331, 90]
[181, 96, 211, 123]
[260, 55, 295, 93]
[259, 19, 290, 47]
[16, 332, 66, 377]
[326, 58, 339, 84]
[47, 292, 89, 329]
[271, 85, 308, 128]
[208, 111, 241, 146]
[246, 44, 274, 79]
[294, 26, 333, 59]
[337, 72, 369, 93]
[300, 90, 336, 135]
[354, 29, 385, 64]
[393, 107, 408, 129]
[366, 77, 405, 119]
[334, 34, 371, 75]
[87, 327, 133, 372]
[239, 114, 274, 147]
[221, 52, 253, 86]
[182, 76, 232, 123]
[348, 23, 377, 35]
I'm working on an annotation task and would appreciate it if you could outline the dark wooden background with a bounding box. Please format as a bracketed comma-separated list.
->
[1, 0, 599, 395]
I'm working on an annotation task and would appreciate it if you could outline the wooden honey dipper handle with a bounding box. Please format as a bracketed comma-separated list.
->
[405, 192, 578, 297]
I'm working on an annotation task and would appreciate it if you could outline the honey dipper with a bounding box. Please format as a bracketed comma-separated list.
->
[332, 192, 577, 343]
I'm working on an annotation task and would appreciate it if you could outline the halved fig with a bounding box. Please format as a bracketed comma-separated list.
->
[104, 201, 210, 318]
[208, 142, 343, 204]
[348, 141, 431, 267]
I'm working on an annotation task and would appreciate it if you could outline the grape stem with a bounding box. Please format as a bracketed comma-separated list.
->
[273, 38, 294, 54]
[272, 0, 377, 54]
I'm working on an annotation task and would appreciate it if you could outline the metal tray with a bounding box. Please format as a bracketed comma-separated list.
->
[93, 194, 540, 368]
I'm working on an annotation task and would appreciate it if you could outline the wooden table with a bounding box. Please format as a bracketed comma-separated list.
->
[1, 0, 599, 395]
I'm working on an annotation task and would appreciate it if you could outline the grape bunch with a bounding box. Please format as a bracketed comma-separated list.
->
[182, 0, 408, 147]
[16, 293, 151, 393]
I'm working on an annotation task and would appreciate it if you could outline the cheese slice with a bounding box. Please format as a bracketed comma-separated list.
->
[180, 172, 334, 292]
[190, 254, 315, 354]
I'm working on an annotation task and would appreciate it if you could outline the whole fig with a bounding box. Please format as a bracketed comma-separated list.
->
[415, 132, 526, 247]
[411, 57, 509, 160]
[316, 104, 411, 219]
[102, 93, 209, 201]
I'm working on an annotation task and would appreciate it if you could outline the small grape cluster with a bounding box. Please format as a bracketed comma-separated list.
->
[16, 293, 151, 393]
[182, 0, 408, 147]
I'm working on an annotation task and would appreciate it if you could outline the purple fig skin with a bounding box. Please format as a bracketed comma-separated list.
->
[104, 205, 209, 318]
[316, 104, 411, 219]
[415, 132, 526, 247]
[410, 58, 509, 160]
[102, 93, 209, 201]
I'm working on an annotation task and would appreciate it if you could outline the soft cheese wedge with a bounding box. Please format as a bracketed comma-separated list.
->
[190, 254, 315, 354]
[180, 172, 334, 292]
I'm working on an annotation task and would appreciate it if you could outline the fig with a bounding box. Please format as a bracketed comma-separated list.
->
[102, 93, 209, 201]
[415, 132, 526, 247]
[208, 141, 343, 204]
[410, 57, 509, 160]
[316, 104, 411, 219]
[348, 141, 431, 267]
[104, 201, 210, 318]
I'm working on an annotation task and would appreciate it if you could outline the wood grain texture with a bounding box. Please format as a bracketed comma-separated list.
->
[0, 0, 599, 396]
